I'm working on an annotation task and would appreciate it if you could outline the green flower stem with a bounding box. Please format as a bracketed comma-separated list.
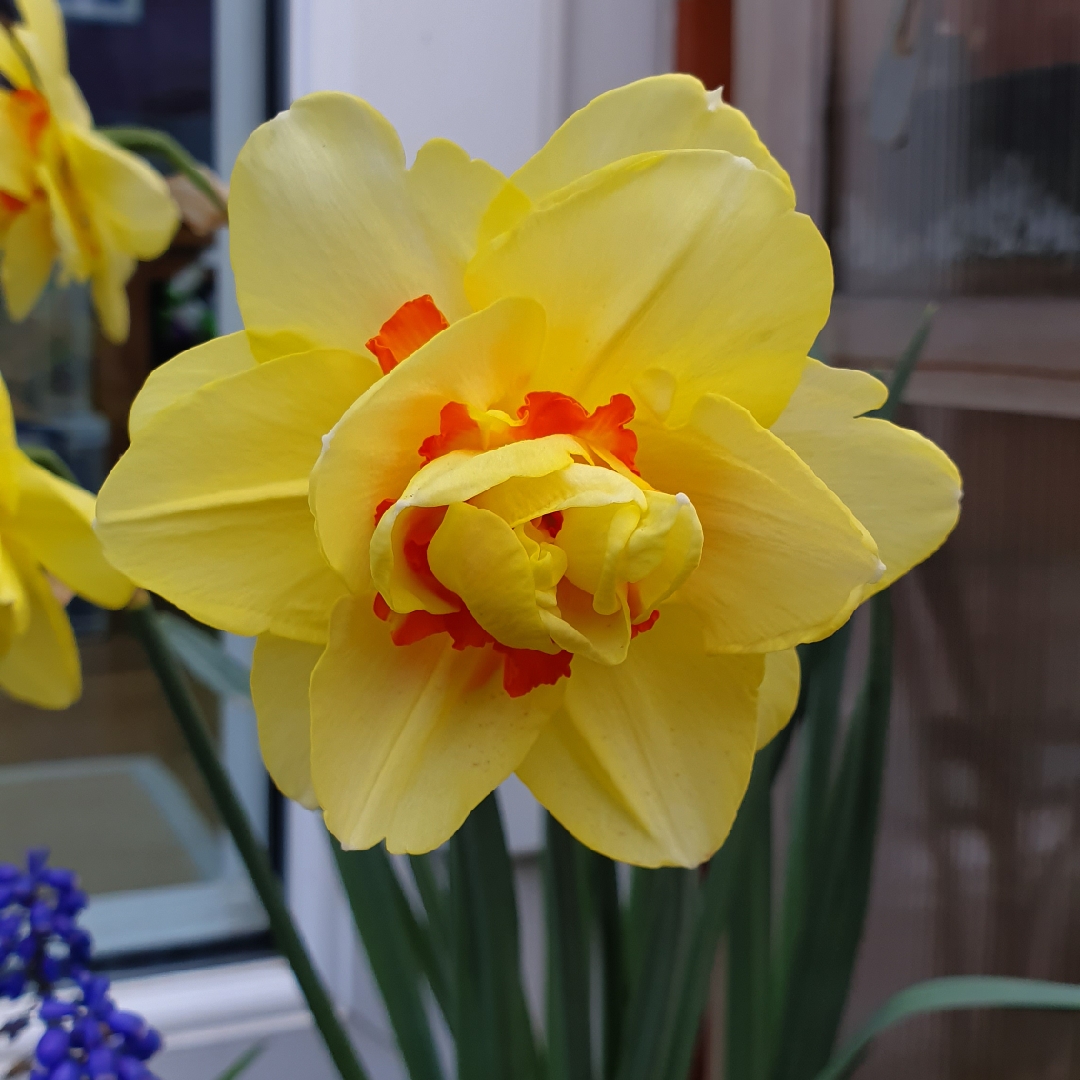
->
[99, 126, 228, 217]
[126, 600, 368, 1080]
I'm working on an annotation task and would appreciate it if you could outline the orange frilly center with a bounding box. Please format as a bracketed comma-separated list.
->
[364, 295, 663, 698]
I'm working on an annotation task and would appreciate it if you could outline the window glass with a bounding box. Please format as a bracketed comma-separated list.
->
[833, 0, 1080, 297]
[0, 0, 270, 962]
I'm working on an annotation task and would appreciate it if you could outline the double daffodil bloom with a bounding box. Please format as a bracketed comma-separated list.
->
[0, 0, 179, 341]
[97, 76, 961, 867]
[0, 377, 133, 708]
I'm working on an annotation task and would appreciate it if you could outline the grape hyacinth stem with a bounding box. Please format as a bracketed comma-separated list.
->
[126, 597, 368, 1080]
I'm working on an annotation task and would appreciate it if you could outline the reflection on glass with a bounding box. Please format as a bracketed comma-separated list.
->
[835, 0, 1080, 297]
[0, 0, 268, 962]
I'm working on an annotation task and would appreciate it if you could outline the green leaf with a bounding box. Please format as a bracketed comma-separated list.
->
[615, 868, 697, 1080]
[589, 851, 625, 1080]
[21, 444, 79, 485]
[331, 839, 445, 1080]
[99, 125, 227, 214]
[814, 976, 1080, 1080]
[544, 814, 592, 1080]
[449, 794, 541, 1080]
[725, 768, 773, 1080]
[213, 1042, 264, 1080]
[772, 594, 893, 1080]
[156, 611, 252, 699]
[872, 303, 937, 423]
[658, 729, 791, 1080]
[772, 624, 853, 1034]
[408, 853, 453, 987]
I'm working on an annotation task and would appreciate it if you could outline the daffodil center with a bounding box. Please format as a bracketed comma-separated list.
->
[368, 390, 703, 698]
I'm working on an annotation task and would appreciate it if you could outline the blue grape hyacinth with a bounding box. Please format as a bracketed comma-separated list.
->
[0, 849, 92, 999]
[0, 851, 163, 1079]
[32, 973, 162, 1080]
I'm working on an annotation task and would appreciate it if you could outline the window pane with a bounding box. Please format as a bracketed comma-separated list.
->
[833, 0, 1080, 297]
[0, 0, 269, 962]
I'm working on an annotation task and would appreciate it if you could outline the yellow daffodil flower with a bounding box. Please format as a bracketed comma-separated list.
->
[0, 0, 179, 341]
[96, 76, 961, 867]
[0, 376, 133, 708]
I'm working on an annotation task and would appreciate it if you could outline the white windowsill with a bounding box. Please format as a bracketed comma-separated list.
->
[110, 957, 313, 1051]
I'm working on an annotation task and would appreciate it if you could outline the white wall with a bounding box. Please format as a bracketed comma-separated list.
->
[289, 0, 675, 173]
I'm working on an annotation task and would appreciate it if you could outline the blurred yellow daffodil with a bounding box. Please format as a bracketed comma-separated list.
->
[0, 0, 179, 341]
[0, 377, 133, 708]
[96, 76, 961, 867]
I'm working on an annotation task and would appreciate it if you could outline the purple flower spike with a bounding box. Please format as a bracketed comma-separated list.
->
[35, 1026, 70, 1067]
[117, 1060, 149, 1080]
[26, 850, 49, 877]
[87, 1044, 118, 1078]
[50, 1061, 82, 1080]
[39, 998, 76, 1022]
[1, 850, 93, 999]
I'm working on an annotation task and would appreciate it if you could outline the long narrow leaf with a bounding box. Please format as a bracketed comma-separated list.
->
[544, 815, 592, 1080]
[213, 1042, 264, 1080]
[873, 303, 937, 423]
[410, 854, 451, 946]
[615, 869, 697, 1080]
[772, 624, 853, 1032]
[450, 795, 541, 1080]
[156, 611, 252, 698]
[726, 777, 773, 1080]
[332, 841, 445, 1080]
[659, 730, 791, 1080]
[814, 976, 1080, 1080]
[772, 596, 894, 1080]
[589, 851, 625, 1080]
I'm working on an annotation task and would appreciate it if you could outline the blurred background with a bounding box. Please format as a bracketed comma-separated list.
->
[0, 0, 1077, 1077]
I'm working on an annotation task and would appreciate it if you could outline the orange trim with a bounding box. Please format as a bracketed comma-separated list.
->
[419, 391, 640, 473]
[366, 294, 449, 375]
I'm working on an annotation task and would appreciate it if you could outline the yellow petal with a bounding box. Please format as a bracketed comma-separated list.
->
[0, 540, 30, 652]
[63, 126, 179, 259]
[636, 393, 883, 653]
[539, 579, 630, 666]
[8, 2, 89, 126]
[369, 438, 580, 615]
[37, 157, 92, 282]
[518, 603, 762, 867]
[311, 297, 546, 594]
[772, 360, 962, 597]
[89, 247, 134, 344]
[406, 137, 504, 295]
[0, 28, 32, 89]
[128, 332, 258, 438]
[427, 502, 554, 651]
[97, 348, 376, 642]
[0, 545, 80, 709]
[0, 90, 37, 199]
[310, 596, 561, 853]
[230, 93, 504, 359]
[756, 649, 800, 749]
[513, 74, 791, 202]
[467, 150, 829, 428]
[1, 196, 54, 321]
[251, 633, 322, 809]
[471, 461, 646, 527]
[0, 375, 21, 514]
[12, 452, 132, 608]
